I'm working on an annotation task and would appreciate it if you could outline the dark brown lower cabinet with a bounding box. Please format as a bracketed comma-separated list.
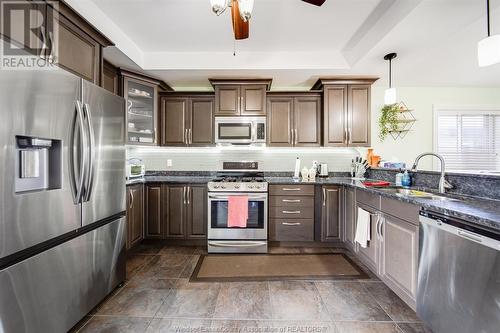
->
[164, 184, 207, 240]
[320, 186, 343, 242]
[344, 187, 356, 250]
[269, 185, 315, 242]
[186, 185, 208, 238]
[145, 184, 162, 238]
[380, 213, 419, 308]
[126, 184, 143, 250]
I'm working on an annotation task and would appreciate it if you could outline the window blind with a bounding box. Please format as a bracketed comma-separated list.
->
[435, 109, 500, 172]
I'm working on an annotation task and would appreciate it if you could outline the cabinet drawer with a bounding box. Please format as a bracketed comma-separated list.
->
[269, 185, 314, 196]
[380, 197, 420, 225]
[269, 196, 314, 208]
[269, 206, 314, 219]
[356, 189, 380, 209]
[269, 219, 314, 241]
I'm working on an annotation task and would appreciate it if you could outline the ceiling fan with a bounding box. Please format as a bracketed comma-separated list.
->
[210, 0, 326, 40]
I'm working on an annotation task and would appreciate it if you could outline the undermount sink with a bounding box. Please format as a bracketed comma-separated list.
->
[375, 187, 458, 201]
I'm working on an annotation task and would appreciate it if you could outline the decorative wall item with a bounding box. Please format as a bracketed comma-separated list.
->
[378, 101, 416, 141]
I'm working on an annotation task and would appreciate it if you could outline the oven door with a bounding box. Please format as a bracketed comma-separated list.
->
[208, 192, 268, 240]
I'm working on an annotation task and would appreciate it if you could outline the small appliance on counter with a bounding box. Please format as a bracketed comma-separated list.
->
[318, 163, 328, 177]
[126, 158, 145, 179]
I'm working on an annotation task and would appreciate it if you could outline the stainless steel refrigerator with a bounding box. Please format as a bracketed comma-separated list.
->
[0, 54, 126, 331]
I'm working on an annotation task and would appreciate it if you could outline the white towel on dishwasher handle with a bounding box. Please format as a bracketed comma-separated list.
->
[355, 207, 372, 248]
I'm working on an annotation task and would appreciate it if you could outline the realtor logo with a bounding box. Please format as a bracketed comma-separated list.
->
[0, 0, 58, 69]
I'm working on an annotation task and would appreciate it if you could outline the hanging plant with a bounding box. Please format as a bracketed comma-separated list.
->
[378, 103, 400, 141]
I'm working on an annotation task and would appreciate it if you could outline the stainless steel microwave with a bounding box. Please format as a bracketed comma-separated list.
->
[214, 117, 266, 145]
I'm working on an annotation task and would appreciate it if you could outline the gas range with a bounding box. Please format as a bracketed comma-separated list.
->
[207, 162, 268, 192]
[207, 176, 268, 192]
[207, 161, 268, 253]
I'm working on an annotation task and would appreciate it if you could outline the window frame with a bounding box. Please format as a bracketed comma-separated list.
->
[433, 105, 500, 172]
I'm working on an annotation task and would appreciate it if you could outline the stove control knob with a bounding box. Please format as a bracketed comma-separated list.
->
[213, 185, 219, 189]
[254, 185, 260, 189]
[221, 185, 226, 189]
[234, 185, 240, 189]
[248, 184, 254, 189]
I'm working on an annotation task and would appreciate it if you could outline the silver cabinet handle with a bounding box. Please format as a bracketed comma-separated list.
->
[348, 128, 352, 144]
[290, 129, 294, 145]
[187, 186, 191, 205]
[282, 222, 301, 226]
[294, 129, 298, 145]
[322, 187, 326, 206]
[344, 128, 348, 144]
[129, 190, 134, 210]
[184, 129, 188, 144]
[189, 128, 192, 144]
[183, 186, 186, 204]
[282, 199, 301, 203]
[282, 210, 301, 214]
[282, 188, 301, 191]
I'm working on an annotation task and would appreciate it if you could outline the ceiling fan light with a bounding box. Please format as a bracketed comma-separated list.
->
[384, 88, 397, 105]
[478, 35, 500, 67]
[238, 0, 254, 22]
[210, 0, 228, 16]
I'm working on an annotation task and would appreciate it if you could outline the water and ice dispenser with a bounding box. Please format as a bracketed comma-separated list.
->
[15, 135, 62, 193]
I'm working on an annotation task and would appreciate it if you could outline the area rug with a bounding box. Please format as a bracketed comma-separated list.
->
[190, 253, 369, 282]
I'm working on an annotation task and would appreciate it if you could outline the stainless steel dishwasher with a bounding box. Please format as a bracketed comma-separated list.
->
[417, 210, 500, 333]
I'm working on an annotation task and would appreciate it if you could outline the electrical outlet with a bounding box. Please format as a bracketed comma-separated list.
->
[167, 159, 172, 167]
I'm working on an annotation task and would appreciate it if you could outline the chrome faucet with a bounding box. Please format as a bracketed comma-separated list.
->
[411, 153, 453, 194]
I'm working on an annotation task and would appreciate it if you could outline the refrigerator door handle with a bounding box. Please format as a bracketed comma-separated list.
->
[83, 103, 96, 202]
[70, 100, 88, 204]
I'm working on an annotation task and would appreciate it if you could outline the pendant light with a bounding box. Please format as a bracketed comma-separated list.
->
[384, 53, 397, 105]
[478, 0, 500, 66]
[238, 0, 254, 22]
[210, 0, 229, 16]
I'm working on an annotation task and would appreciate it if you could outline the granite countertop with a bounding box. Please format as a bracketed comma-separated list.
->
[127, 175, 500, 232]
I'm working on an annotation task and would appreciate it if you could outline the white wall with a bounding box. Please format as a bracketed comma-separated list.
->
[369, 87, 500, 170]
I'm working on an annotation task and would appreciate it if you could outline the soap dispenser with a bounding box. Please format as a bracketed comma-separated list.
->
[401, 170, 412, 187]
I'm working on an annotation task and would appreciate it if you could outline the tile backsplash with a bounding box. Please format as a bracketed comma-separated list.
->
[127, 146, 360, 172]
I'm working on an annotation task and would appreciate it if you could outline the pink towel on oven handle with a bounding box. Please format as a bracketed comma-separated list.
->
[227, 196, 249, 228]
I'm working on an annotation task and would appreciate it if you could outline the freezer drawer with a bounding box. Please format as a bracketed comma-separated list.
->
[0, 217, 126, 333]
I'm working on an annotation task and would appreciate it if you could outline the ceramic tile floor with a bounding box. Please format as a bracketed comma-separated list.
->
[72, 245, 432, 333]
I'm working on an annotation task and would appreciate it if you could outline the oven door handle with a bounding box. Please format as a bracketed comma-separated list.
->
[208, 194, 268, 200]
[208, 241, 267, 248]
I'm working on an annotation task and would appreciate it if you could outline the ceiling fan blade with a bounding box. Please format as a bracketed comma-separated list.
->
[231, 0, 249, 40]
[302, 0, 326, 6]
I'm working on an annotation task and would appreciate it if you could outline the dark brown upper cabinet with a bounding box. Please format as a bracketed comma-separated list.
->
[102, 60, 118, 95]
[1, 1, 113, 85]
[210, 79, 272, 116]
[161, 94, 215, 147]
[313, 78, 377, 147]
[120, 69, 172, 146]
[267, 93, 321, 147]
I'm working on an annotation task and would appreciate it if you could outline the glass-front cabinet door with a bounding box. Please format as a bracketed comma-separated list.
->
[124, 78, 158, 145]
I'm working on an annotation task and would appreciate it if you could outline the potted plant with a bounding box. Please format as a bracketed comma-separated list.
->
[378, 103, 400, 141]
